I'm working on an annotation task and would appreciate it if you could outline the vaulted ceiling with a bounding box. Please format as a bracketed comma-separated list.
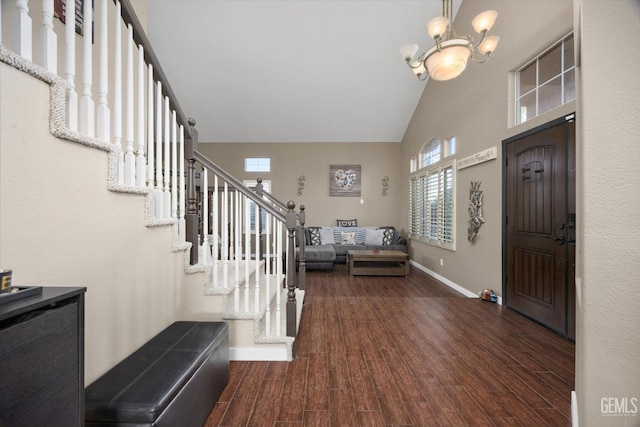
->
[147, 1, 459, 143]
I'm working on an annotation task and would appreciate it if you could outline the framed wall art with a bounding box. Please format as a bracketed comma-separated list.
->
[330, 165, 361, 197]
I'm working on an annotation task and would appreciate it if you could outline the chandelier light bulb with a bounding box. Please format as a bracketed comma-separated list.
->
[399, 43, 419, 62]
[478, 35, 500, 55]
[427, 16, 449, 39]
[471, 10, 498, 34]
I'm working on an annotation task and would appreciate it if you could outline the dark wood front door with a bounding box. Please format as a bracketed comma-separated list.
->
[504, 115, 576, 339]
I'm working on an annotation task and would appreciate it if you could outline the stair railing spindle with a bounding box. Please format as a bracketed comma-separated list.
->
[254, 201, 260, 314]
[65, 0, 78, 132]
[123, 24, 135, 185]
[276, 220, 282, 335]
[96, 0, 110, 143]
[264, 213, 271, 335]
[201, 168, 210, 265]
[244, 196, 250, 313]
[13, 0, 32, 61]
[135, 46, 146, 187]
[145, 64, 154, 189]
[162, 97, 171, 218]
[178, 125, 186, 241]
[171, 111, 178, 217]
[154, 81, 163, 217]
[79, 0, 94, 137]
[113, 1, 123, 183]
[223, 182, 229, 288]
[40, 0, 56, 72]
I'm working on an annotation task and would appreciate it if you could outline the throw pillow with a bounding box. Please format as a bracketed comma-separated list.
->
[379, 227, 395, 245]
[364, 229, 384, 245]
[337, 218, 358, 227]
[341, 231, 356, 245]
[308, 227, 321, 245]
[319, 228, 336, 245]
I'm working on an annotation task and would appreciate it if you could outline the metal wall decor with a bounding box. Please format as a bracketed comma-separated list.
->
[297, 175, 305, 196]
[381, 176, 390, 196]
[468, 181, 485, 242]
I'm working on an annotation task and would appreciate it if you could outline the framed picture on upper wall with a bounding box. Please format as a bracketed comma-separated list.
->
[330, 165, 361, 197]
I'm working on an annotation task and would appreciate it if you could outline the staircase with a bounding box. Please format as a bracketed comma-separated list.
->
[0, 0, 305, 379]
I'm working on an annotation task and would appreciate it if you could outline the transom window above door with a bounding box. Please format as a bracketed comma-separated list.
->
[516, 33, 575, 125]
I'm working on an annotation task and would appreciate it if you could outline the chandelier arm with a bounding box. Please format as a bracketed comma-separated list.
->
[471, 30, 488, 50]
[407, 53, 427, 69]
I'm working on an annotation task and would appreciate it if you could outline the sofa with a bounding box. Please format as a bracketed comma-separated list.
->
[293, 225, 407, 271]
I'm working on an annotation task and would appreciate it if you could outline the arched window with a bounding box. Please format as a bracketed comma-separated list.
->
[420, 138, 441, 168]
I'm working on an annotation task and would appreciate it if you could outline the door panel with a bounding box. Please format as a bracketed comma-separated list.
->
[505, 117, 575, 338]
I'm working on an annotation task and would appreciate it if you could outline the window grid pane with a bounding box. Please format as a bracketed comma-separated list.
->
[245, 157, 271, 172]
[515, 33, 574, 125]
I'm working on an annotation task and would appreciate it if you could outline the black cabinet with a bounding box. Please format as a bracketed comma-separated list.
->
[0, 287, 86, 427]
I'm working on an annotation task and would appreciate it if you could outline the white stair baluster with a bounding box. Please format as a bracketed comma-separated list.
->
[13, 0, 32, 61]
[178, 125, 186, 241]
[223, 182, 229, 288]
[244, 196, 251, 313]
[171, 111, 178, 218]
[96, 0, 110, 143]
[123, 24, 135, 185]
[65, 0, 78, 132]
[201, 168, 210, 265]
[154, 81, 163, 217]
[163, 97, 171, 218]
[254, 200, 260, 314]
[212, 174, 219, 288]
[135, 46, 146, 187]
[276, 220, 282, 335]
[79, 0, 94, 137]
[212, 175, 219, 263]
[233, 192, 240, 311]
[265, 214, 271, 335]
[40, 0, 57, 72]
[146, 64, 154, 189]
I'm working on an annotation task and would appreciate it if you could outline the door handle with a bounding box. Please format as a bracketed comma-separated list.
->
[546, 235, 565, 245]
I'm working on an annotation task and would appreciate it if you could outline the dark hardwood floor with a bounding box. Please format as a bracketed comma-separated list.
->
[205, 265, 575, 426]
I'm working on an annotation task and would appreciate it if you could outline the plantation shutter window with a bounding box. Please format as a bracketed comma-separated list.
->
[408, 162, 455, 250]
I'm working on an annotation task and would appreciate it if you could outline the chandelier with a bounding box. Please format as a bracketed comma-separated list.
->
[399, 0, 500, 81]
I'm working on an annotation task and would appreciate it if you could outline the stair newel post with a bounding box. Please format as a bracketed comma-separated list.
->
[185, 118, 199, 265]
[298, 205, 306, 291]
[286, 201, 298, 342]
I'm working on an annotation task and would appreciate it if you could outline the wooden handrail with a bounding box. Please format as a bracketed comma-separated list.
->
[192, 150, 287, 223]
[117, 0, 193, 141]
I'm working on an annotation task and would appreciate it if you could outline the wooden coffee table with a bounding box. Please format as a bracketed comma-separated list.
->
[346, 250, 410, 277]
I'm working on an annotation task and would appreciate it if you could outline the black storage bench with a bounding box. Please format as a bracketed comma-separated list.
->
[85, 321, 229, 427]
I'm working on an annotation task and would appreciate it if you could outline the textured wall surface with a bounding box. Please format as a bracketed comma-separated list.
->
[576, 0, 640, 425]
[0, 63, 186, 384]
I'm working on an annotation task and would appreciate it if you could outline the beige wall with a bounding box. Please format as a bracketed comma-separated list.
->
[576, 0, 640, 424]
[198, 142, 404, 229]
[400, 0, 574, 295]
[0, 64, 187, 385]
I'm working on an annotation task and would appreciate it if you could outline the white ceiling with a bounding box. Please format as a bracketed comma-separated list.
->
[147, 1, 459, 143]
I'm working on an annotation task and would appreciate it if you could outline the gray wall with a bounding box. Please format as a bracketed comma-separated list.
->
[198, 142, 404, 229]
[576, 0, 640, 424]
[400, 0, 574, 295]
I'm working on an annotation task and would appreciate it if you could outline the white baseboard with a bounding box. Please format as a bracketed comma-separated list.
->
[572, 391, 579, 426]
[410, 260, 479, 298]
[229, 346, 289, 361]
